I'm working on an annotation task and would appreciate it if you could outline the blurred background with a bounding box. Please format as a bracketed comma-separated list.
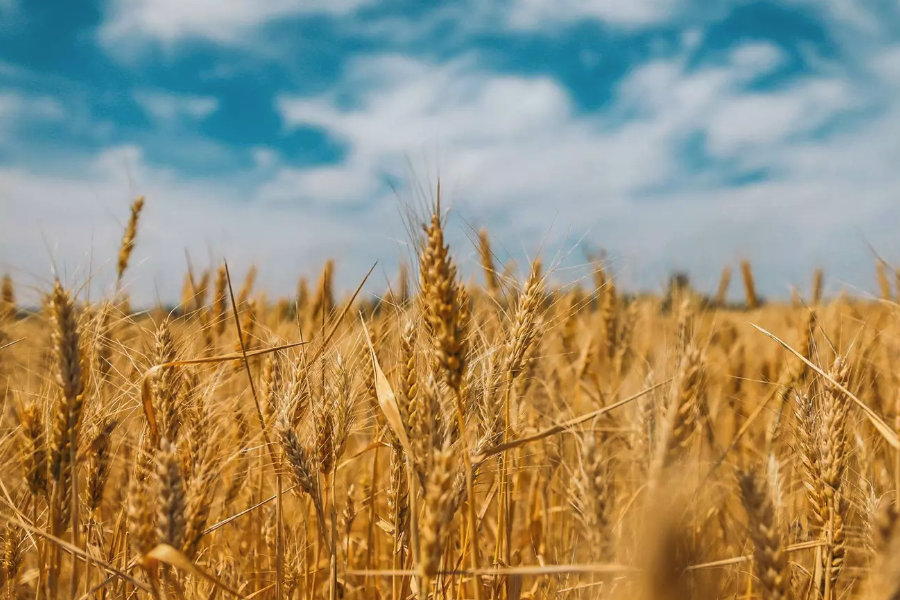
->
[1, 0, 899, 305]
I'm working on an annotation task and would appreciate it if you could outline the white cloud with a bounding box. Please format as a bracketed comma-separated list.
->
[258, 163, 379, 205]
[728, 42, 786, 77]
[277, 54, 653, 204]
[870, 45, 900, 84]
[0, 61, 24, 78]
[0, 91, 65, 123]
[0, 145, 406, 306]
[276, 48, 856, 207]
[706, 80, 854, 155]
[270, 46, 900, 298]
[99, 0, 373, 47]
[251, 147, 279, 169]
[0, 92, 66, 155]
[505, 0, 680, 28]
[789, 0, 886, 37]
[134, 90, 219, 123]
[681, 29, 703, 52]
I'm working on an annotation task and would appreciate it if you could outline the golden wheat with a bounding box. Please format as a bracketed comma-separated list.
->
[3, 191, 900, 600]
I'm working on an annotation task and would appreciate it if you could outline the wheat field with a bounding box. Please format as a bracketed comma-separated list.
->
[1, 193, 899, 600]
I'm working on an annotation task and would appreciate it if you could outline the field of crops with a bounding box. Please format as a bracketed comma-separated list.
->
[2, 193, 899, 600]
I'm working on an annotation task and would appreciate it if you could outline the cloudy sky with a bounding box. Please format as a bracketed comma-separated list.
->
[1, 0, 899, 304]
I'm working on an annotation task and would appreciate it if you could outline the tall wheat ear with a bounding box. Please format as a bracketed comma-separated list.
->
[417, 189, 482, 599]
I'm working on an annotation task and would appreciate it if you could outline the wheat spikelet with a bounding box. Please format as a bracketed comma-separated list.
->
[613, 301, 639, 379]
[93, 301, 114, 382]
[48, 282, 83, 427]
[283, 531, 304, 599]
[397, 319, 417, 434]
[419, 199, 468, 392]
[410, 374, 443, 478]
[871, 498, 898, 557]
[152, 318, 182, 444]
[893, 267, 900, 303]
[237, 265, 258, 307]
[635, 377, 659, 475]
[309, 259, 335, 330]
[181, 374, 206, 466]
[316, 409, 336, 477]
[0, 274, 13, 320]
[812, 268, 824, 305]
[476, 345, 502, 443]
[222, 418, 249, 508]
[876, 259, 892, 300]
[117, 196, 144, 282]
[600, 279, 618, 364]
[740, 259, 759, 309]
[675, 299, 695, 355]
[408, 367, 434, 478]
[183, 438, 218, 560]
[796, 308, 816, 382]
[795, 392, 826, 528]
[330, 352, 356, 463]
[658, 343, 704, 470]
[478, 228, 501, 299]
[575, 432, 612, 560]
[277, 417, 318, 500]
[283, 361, 311, 431]
[590, 250, 607, 292]
[261, 351, 284, 430]
[276, 415, 330, 549]
[155, 436, 186, 549]
[47, 281, 85, 539]
[341, 484, 359, 553]
[85, 416, 116, 514]
[127, 472, 155, 557]
[2, 524, 24, 598]
[739, 469, 790, 600]
[819, 356, 851, 591]
[213, 264, 228, 337]
[387, 445, 409, 554]
[363, 325, 380, 414]
[506, 262, 545, 377]
[17, 399, 47, 498]
[419, 443, 454, 580]
[296, 276, 309, 319]
[396, 262, 410, 305]
[714, 265, 731, 306]
[560, 292, 580, 355]
[819, 357, 851, 493]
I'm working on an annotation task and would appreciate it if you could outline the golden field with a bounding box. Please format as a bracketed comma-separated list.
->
[1, 194, 900, 600]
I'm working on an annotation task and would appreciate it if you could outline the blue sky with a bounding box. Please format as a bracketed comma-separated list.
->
[2, 0, 900, 303]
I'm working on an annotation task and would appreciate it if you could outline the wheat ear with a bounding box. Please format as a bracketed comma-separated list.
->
[739, 469, 790, 600]
[117, 196, 144, 283]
